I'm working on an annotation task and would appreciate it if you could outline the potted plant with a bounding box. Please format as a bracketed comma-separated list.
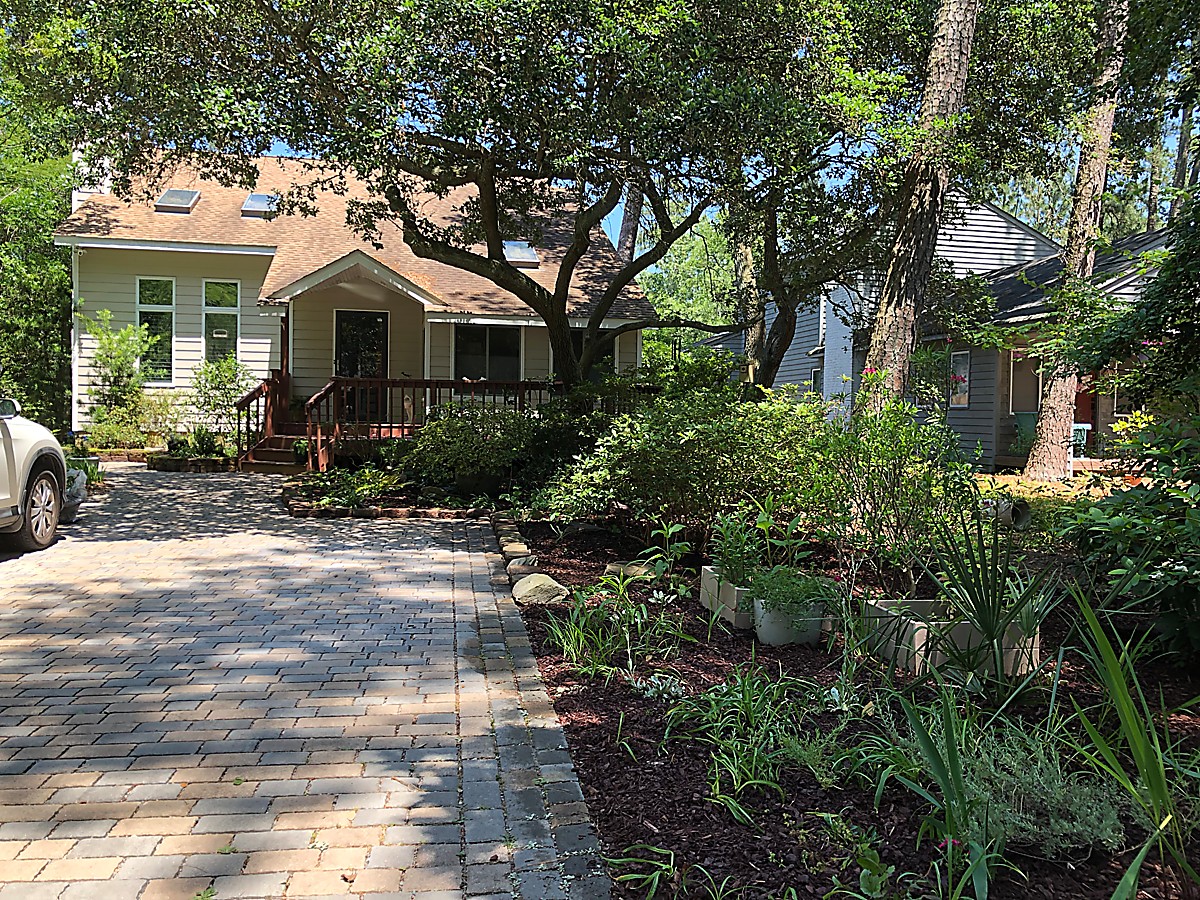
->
[701, 511, 762, 629]
[749, 566, 832, 646]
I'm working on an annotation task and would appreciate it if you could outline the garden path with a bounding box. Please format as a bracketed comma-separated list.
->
[0, 467, 605, 900]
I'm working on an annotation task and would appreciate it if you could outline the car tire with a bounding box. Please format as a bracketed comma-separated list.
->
[10, 468, 60, 552]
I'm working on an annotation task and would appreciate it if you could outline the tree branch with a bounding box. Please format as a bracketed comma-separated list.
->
[551, 175, 626, 305]
[386, 185, 553, 315]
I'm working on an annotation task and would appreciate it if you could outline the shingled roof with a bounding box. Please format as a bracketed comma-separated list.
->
[56, 157, 654, 321]
[985, 229, 1169, 323]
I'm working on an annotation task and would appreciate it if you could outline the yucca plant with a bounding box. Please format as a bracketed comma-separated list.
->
[924, 507, 1059, 702]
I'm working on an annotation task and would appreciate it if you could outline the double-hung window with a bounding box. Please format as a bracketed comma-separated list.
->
[203, 281, 239, 361]
[136, 277, 175, 384]
[454, 325, 521, 380]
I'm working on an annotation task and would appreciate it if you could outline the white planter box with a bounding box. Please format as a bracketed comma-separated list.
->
[700, 565, 753, 630]
[753, 597, 824, 647]
[861, 597, 1040, 677]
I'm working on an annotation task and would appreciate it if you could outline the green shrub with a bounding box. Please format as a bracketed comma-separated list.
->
[409, 404, 533, 487]
[1070, 413, 1200, 656]
[748, 566, 835, 619]
[188, 425, 222, 457]
[83, 308, 157, 414]
[88, 405, 146, 448]
[298, 466, 410, 508]
[821, 391, 977, 578]
[547, 389, 835, 527]
[191, 356, 255, 433]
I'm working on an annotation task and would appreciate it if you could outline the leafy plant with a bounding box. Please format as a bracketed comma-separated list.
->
[923, 507, 1059, 702]
[606, 844, 680, 899]
[1070, 586, 1200, 897]
[749, 566, 835, 620]
[1071, 413, 1200, 656]
[543, 575, 691, 678]
[189, 425, 222, 457]
[191, 355, 255, 434]
[409, 404, 533, 488]
[666, 665, 811, 825]
[83, 308, 158, 415]
[710, 509, 764, 587]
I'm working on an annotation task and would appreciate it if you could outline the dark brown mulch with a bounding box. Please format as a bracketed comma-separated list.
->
[516, 521, 1198, 900]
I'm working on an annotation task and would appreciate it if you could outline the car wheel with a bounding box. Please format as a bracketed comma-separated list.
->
[11, 469, 60, 552]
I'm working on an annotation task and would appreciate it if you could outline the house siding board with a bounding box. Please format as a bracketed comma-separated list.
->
[936, 204, 1060, 277]
[427, 323, 453, 379]
[73, 248, 275, 426]
[524, 328, 552, 379]
[944, 346, 999, 466]
[290, 284, 425, 400]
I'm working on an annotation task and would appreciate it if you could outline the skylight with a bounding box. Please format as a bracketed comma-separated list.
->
[503, 240, 540, 268]
[241, 193, 278, 218]
[154, 188, 201, 213]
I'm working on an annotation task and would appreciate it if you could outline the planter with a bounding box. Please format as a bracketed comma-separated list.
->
[861, 597, 1040, 677]
[699, 566, 752, 630]
[753, 598, 824, 647]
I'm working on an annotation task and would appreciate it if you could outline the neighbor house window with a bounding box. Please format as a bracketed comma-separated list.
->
[137, 277, 174, 384]
[949, 350, 970, 408]
[454, 325, 520, 380]
[203, 281, 239, 361]
[809, 367, 824, 396]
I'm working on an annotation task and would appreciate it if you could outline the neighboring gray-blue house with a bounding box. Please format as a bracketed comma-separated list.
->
[707, 201, 1165, 471]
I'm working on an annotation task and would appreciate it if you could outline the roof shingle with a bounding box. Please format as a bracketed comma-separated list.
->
[57, 157, 654, 321]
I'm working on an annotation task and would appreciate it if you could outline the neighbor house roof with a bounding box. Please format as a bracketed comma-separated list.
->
[985, 229, 1169, 324]
[56, 157, 654, 321]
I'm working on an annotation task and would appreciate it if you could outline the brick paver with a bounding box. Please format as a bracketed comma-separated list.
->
[0, 468, 608, 900]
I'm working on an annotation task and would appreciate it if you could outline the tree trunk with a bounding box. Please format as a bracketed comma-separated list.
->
[1169, 106, 1193, 221]
[546, 310, 581, 389]
[759, 299, 797, 388]
[861, 0, 982, 404]
[733, 237, 765, 381]
[1147, 141, 1162, 231]
[1025, 0, 1129, 482]
[616, 174, 643, 264]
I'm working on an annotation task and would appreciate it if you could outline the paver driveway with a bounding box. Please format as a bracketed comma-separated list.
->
[0, 468, 606, 900]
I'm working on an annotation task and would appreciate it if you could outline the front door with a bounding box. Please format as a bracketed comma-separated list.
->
[335, 311, 389, 423]
[335, 310, 389, 378]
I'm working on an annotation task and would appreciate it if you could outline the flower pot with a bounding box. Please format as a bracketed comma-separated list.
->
[860, 596, 1040, 677]
[753, 597, 824, 646]
[700, 565, 753, 630]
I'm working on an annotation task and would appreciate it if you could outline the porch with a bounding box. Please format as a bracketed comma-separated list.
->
[235, 374, 564, 472]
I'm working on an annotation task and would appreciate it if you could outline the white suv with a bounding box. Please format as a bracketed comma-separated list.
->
[0, 395, 74, 552]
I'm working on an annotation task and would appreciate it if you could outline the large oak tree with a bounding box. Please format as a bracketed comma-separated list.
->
[2, 0, 875, 388]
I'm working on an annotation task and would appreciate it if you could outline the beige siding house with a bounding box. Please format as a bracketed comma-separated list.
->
[56, 159, 648, 434]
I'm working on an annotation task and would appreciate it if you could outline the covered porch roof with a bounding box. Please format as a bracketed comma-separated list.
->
[260, 249, 443, 308]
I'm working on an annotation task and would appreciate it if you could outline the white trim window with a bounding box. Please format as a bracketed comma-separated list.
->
[949, 350, 970, 408]
[809, 367, 824, 396]
[203, 280, 240, 361]
[454, 324, 521, 381]
[136, 276, 175, 384]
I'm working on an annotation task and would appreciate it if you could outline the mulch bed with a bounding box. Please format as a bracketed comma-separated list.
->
[516, 521, 1199, 900]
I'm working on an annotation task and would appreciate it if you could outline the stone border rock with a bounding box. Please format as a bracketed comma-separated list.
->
[492, 511, 548, 583]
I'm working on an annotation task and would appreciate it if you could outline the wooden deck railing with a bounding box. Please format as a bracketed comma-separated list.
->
[304, 377, 566, 471]
[234, 371, 289, 461]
